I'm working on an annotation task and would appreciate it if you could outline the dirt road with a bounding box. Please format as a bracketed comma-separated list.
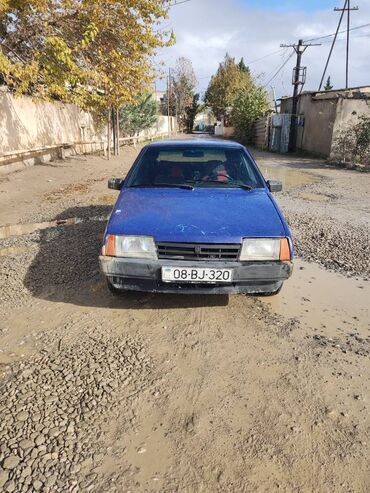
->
[0, 140, 369, 493]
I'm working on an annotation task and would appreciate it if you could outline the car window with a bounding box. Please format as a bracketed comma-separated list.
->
[157, 149, 227, 163]
[126, 146, 265, 189]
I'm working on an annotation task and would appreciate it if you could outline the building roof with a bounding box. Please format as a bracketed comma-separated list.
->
[280, 85, 370, 101]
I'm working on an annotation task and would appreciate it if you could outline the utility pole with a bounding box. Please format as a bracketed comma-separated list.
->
[334, 0, 359, 89]
[107, 106, 111, 160]
[111, 108, 116, 156]
[116, 107, 120, 155]
[271, 86, 278, 113]
[281, 39, 321, 152]
[167, 68, 171, 137]
[318, 0, 348, 91]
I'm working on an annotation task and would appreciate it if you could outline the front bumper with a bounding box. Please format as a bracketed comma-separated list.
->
[99, 256, 293, 294]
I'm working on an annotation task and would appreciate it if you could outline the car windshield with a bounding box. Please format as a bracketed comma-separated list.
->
[126, 146, 265, 189]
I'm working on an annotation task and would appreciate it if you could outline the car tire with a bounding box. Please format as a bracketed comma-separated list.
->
[259, 282, 283, 297]
[107, 279, 123, 296]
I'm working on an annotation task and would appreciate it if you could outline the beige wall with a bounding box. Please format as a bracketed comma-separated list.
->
[0, 90, 177, 174]
[331, 98, 370, 157]
[281, 90, 370, 157]
[297, 94, 337, 156]
[0, 89, 103, 154]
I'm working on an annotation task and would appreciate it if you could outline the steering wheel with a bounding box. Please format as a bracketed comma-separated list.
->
[206, 172, 233, 182]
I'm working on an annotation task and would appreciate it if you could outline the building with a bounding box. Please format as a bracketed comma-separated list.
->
[279, 86, 370, 157]
[194, 109, 216, 132]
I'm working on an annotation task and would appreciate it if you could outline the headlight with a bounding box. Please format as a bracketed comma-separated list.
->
[240, 238, 290, 261]
[103, 235, 157, 259]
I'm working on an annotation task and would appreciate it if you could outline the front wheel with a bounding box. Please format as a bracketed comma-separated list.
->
[259, 282, 283, 297]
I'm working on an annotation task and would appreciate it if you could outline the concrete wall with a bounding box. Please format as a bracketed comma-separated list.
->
[0, 89, 103, 154]
[214, 121, 235, 138]
[280, 88, 370, 157]
[0, 89, 177, 173]
[194, 111, 216, 129]
[297, 94, 337, 156]
[331, 98, 370, 157]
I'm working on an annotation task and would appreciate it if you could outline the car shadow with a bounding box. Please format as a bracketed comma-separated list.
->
[23, 205, 229, 309]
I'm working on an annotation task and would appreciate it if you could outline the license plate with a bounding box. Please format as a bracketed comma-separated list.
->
[162, 267, 233, 283]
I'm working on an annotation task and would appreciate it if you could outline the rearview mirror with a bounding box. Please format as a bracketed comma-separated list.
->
[267, 180, 283, 193]
[108, 178, 124, 191]
[183, 150, 204, 158]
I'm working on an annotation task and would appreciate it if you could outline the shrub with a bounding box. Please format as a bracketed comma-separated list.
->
[231, 86, 270, 144]
[332, 115, 370, 169]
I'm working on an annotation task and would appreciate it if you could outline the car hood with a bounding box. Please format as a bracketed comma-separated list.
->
[106, 188, 287, 244]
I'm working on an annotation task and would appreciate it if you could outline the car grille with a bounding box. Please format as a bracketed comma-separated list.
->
[156, 242, 241, 261]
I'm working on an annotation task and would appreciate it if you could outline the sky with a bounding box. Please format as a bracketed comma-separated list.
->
[156, 0, 370, 102]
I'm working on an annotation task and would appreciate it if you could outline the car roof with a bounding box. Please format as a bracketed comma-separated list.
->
[144, 138, 245, 149]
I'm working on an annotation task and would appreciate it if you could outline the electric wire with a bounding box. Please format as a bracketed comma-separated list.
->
[318, 0, 349, 91]
[197, 47, 286, 81]
[304, 22, 370, 43]
[263, 51, 295, 87]
[170, 0, 192, 5]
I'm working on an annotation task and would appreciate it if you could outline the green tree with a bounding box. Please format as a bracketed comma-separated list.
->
[0, 0, 173, 119]
[119, 93, 157, 137]
[204, 54, 253, 123]
[231, 86, 270, 144]
[238, 58, 250, 74]
[324, 76, 333, 91]
[185, 93, 202, 132]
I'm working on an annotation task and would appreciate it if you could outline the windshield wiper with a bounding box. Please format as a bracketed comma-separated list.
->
[130, 183, 194, 190]
[196, 180, 254, 191]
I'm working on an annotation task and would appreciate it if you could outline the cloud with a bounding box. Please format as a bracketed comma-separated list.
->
[157, 0, 370, 100]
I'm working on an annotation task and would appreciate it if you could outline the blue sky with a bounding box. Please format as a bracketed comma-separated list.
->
[158, 0, 370, 99]
[240, 0, 337, 11]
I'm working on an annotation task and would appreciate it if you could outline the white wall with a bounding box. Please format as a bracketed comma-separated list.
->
[214, 121, 235, 138]
[136, 115, 177, 138]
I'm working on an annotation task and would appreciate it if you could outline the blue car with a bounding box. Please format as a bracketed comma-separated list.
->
[99, 139, 293, 295]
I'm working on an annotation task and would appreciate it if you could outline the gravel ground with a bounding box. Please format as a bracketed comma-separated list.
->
[0, 318, 151, 493]
[253, 150, 370, 279]
[0, 143, 369, 492]
[286, 210, 370, 278]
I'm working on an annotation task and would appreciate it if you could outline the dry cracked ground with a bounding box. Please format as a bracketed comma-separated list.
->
[0, 138, 369, 493]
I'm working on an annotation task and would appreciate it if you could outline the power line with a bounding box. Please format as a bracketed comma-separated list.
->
[170, 0, 192, 5]
[335, 0, 359, 89]
[304, 21, 368, 43]
[263, 51, 295, 87]
[318, 0, 349, 90]
[197, 47, 287, 81]
[260, 49, 289, 82]
[279, 40, 321, 152]
[242, 48, 287, 66]
[318, 0, 359, 90]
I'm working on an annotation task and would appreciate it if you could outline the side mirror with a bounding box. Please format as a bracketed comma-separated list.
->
[108, 178, 124, 191]
[267, 180, 283, 193]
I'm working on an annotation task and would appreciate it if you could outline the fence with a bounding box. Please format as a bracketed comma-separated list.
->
[254, 117, 270, 149]
[0, 131, 175, 175]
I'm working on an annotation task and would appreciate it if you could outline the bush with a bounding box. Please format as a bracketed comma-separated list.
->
[231, 86, 270, 144]
[332, 116, 370, 169]
[119, 93, 157, 137]
[355, 116, 370, 167]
